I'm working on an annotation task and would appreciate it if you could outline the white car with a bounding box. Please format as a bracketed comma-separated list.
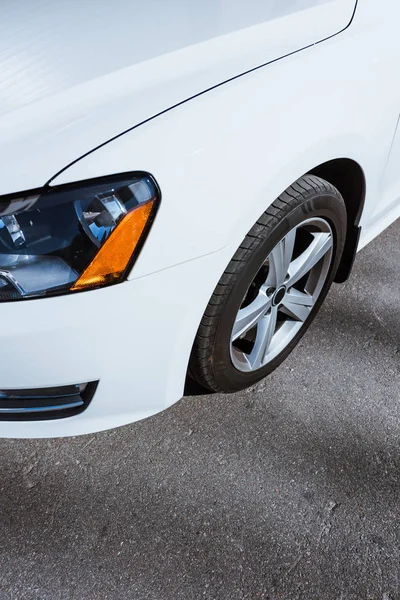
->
[0, 0, 399, 438]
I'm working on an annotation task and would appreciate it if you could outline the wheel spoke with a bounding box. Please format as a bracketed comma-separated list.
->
[249, 307, 278, 369]
[266, 229, 297, 287]
[284, 288, 314, 306]
[287, 232, 332, 287]
[282, 228, 297, 275]
[231, 292, 272, 342]
[280, 291, 312, 322]
[267, 241, 285, 287]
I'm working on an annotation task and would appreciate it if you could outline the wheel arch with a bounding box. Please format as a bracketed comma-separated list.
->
[307, 158, 366, 282]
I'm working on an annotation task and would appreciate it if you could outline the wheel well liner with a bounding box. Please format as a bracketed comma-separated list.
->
[308, 158, 366, 282]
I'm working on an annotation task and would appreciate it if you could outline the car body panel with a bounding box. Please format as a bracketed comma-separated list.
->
[0, 0, 357, 195]
[0, 0, 399, 438]
[0, 244, 237, 438]
[51, 1, 400, 281]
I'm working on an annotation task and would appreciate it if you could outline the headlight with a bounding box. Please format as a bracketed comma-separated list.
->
[0, 172, 160, 301]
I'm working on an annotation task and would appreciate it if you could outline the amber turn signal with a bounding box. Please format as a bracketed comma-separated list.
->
[71, 200, 154, 291]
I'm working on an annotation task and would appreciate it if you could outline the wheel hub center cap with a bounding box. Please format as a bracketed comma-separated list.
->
[272, 286, 286, 306]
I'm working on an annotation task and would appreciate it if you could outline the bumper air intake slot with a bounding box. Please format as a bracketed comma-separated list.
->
[0, 382, 98, 421]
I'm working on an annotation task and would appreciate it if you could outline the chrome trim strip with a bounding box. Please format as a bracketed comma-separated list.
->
[0, 400, 84, 413]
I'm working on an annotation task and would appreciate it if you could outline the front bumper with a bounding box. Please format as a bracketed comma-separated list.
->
[0, 246, 232, 438]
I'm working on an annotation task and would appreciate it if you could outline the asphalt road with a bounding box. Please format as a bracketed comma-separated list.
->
[0, 221, 398, 600]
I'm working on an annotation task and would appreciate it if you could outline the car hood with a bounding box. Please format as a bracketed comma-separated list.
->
[0, 0, 357, 195]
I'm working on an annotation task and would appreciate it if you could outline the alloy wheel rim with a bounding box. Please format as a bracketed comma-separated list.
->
[230, 217, 334, 372]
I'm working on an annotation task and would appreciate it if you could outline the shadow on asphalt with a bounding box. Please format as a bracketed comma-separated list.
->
[0, 222, 398, 600]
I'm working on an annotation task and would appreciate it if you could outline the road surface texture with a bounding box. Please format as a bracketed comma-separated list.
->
[0, 221, 398, 600]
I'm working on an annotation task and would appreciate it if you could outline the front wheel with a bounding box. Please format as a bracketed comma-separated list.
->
[189, 175, 347, 392]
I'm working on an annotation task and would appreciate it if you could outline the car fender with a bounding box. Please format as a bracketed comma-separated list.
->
[50, 23, 398, 282]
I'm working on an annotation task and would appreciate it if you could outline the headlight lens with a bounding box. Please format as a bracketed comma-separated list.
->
[0, 173, 159, 301]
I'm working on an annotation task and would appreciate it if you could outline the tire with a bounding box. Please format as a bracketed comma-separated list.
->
[189, 174, 347, 393]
